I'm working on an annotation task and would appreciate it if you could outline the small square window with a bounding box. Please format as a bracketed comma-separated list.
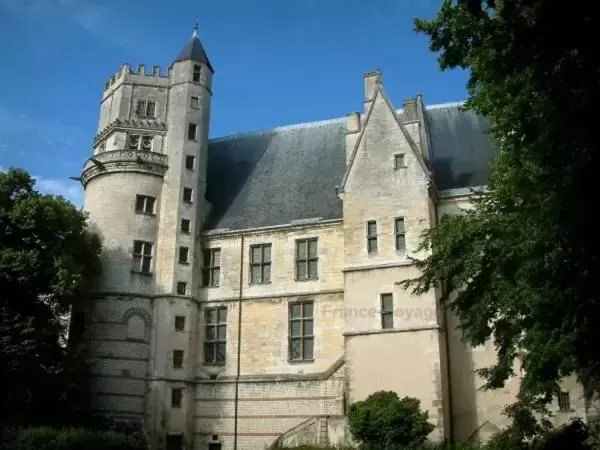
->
[192, 65, 201, 82]
[178, 247, 189, 264]
[176, 282, 187, 296]
[183, 188, 193, 203]
[190, 96, 199, 109]
[394, 153, 405, 169]
[175, 315, 186, 330]
[135, 195, 155, 214]
[171, 388, 182, 408]
[185, 155, 195, 170]
[140, 136, 153, 151]
[181, 219, 191, 233]
[188, 123, 197, 141]
[173, 350, 184, 369]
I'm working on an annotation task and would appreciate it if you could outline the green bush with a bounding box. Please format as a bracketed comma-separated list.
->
[8, 427, 148, 450]
[348, 391, 435, 449]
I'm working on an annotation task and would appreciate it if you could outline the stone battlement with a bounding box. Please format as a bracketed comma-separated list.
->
[103, 63, 170, 92]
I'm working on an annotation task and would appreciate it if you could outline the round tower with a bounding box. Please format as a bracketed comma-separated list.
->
[80, 27, 214, 441]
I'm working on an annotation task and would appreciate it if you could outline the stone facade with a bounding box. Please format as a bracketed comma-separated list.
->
[79, 30, 591, 450]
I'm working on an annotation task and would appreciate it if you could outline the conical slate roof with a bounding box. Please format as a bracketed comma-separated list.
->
[173, 26, 214, 72]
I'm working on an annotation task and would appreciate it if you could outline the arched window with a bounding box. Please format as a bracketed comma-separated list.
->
[127, 314, 146, 341]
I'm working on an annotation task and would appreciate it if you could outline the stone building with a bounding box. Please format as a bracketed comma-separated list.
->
[79, 28, 589, 450]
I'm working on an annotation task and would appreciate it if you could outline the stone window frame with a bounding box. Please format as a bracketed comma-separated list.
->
[131, 240, 153, 274]
[176, 282, 187, 296]
[171, 387, 183, 408]
[558, 391, 571, 412]
[201, 248, 221, 287]
[394, 153, 406, 169]
[182, 187, 194, 203]
[204, 306, 227, 365]
[135, 99, 156, 118]
[134, 194, 156, 215]
[180, 218, 191, 234]
[178, 246, 190, 264]
[295, 238, 318, 281]
[395, 217, 406, 252]
[249, 243, 272, 284]
[172, 349, 184, 369]
[190, 96, 200, 109]
[185, 155, 195, 170]
[174, 315, 186, 331]
[192, 64, 202, 83]
[288, 299, 314, 362]
[187, 122, 198, 141]
[366, 220, 378, 254]
[381, 293, 394, 329]
[127, 134, 153, 151]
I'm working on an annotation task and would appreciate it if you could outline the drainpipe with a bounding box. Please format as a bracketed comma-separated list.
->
[233, 234, 245, 450]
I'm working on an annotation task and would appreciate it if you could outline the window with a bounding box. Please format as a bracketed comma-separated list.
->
[394, 153, 405, 169]
[190, 96, 199, 109]
[178, 247, 189, 264]
[201, 248, 221, 287]
[121, 369, 130, 377]
[192, 64, 201, 82]
[381, 293, 394, 329]
[183, 187, 193, 203]
[289, 301, 314, 361]
[98, 142, 106, 153]
[70, 311, 85, 339]
[132, 240, 153, 273]
[176, 282, 187, 296]
[135, 194, 155, 214]
[180, 219, 191, 233]
[204, 307, 227, 364]
[395, 218, 406, 252]
[296, 238, 318, 280]
[175, 315, 186, 331]
[366, 220, 378, 253]
[208, 443, 222, 450]
[185, 155, 195, 170]
[172, 349, 184, 369]
[187, 123, 197, 140]
[171, 388, 182, 408]
[127, 314, 145, 340]
[558, 392, 570, 411]
[136, 100, 156, 118]
[128, 134, 153, 151]
[250, 244, 271, 284]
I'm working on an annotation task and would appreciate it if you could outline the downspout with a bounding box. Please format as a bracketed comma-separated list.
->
[233, 234, 245, 450]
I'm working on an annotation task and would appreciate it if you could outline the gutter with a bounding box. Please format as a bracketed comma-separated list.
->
[233, 234, 245, 450]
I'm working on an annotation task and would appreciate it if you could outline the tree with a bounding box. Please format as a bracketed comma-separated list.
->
[0, 168, 102, 435]
[402, 0, 600, 435]
[347, 391, 434, 449]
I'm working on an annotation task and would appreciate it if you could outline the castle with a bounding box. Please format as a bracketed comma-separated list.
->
[79, 28, 589, 450]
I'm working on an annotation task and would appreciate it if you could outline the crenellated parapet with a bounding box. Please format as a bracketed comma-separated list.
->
[81, 149, 168, 187]
[93, 118, 168, 147]
[103, 62, 171, 95]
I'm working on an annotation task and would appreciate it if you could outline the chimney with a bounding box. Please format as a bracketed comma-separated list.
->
[403, 97, 418, 122]
[346, 112, 361, 134]
[364, 70, 382, 105]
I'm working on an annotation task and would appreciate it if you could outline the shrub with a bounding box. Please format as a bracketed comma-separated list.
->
[348, 391, 434, 449]
[9, 427, 148, 450]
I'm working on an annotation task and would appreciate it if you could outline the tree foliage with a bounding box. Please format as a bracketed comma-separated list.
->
[402, 0, 600, 433]
[0, 168, 102, 434]
[348, 391, 434, 449]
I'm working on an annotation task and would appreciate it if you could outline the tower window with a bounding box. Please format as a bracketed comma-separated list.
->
[204, 307, 227, 364]
[131, 240, 153, 274]
[136, 100, 156, 118]
[180, 219, 191, 233]
[289, 300, 314, 361]
[135, 195, 156, 214]
[394, 153, 405, 169]
[395, 218, 406, 252]
[178, 247, 189, 264]
[182, 187, 193, 203]
[366, 220, 378, 253]
[128, 134, 153, 151]
[201, 248, 221, 287]
[175, 315, 186, 330]
[172, 349, 184, 369]
[185, 155, 195, 170]
[171, 388, 182, 408]
[192, 65, 201, 82]
[176, 282, 187, 296]
[381, 293, 394, 329]
[558, 391, 571, 411]
[188, 123, 197, 141]
[190, 96, 199, 109]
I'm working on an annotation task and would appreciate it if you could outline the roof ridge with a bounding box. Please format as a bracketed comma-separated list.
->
[425, 101, 466, 110]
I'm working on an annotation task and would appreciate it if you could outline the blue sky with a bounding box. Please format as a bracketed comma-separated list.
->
[0, 0, 468, 206]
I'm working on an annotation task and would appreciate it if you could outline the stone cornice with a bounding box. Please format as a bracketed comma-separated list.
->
[93, 118, 168, 147]
[81, 149, 168, 187]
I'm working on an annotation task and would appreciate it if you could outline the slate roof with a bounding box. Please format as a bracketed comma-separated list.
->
[174, 30, 214, 72]
[204, 103, 497, 231]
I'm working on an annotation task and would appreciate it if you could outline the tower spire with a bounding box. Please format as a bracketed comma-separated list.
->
[192, 23, 198, 38]
[172, 23, 214, 72]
